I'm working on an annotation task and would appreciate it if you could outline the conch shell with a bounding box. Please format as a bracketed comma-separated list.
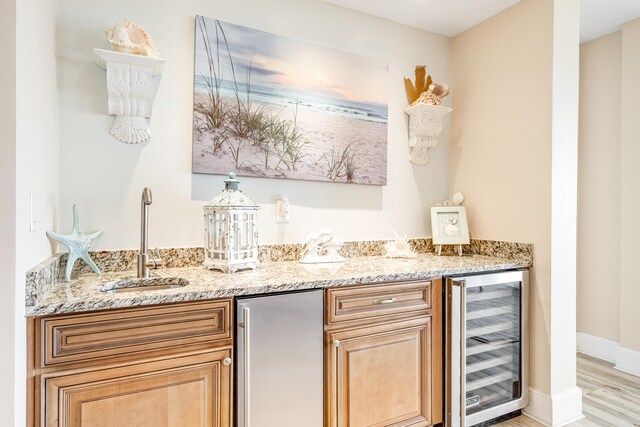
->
[106, 20, 159, 57]
[412, 83, 450, 106]
[383, 231, 417, 259]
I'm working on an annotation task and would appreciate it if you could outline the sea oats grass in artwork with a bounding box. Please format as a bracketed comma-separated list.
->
[192, 15, 389, 185]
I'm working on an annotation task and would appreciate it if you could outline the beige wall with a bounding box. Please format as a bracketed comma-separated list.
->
[452, 0, 582, 420]
[58, 0, 452, 250]
[620, 19, 640, 353]
[577, 32, 622, 343]
[452, 0, 554, 395]
[578, 19, 640, 362]
[0, 0, 17, 424]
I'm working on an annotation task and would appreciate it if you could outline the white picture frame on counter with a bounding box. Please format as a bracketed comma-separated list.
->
[430, 206, 470, 245]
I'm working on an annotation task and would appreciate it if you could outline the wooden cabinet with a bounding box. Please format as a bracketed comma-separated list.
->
[28, 300, 233, 427]
[40, 300, 231, 368]
[44, 350, 231, 427]
[28, 280, 443, 427]
[325, 279, 442, 427]
[326, 281, 432, 325]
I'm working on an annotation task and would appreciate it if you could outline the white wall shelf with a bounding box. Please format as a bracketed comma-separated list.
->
[94, 48, 165, 144]
[404, 103, 452, 166]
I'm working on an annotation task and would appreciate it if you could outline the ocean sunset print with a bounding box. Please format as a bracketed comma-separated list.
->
[192, 15, 389, 185]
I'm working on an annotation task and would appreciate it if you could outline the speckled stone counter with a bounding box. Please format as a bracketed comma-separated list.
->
[26, 253, 531, 317]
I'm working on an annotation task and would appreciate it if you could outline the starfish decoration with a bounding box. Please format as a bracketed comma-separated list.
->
[46, 204, 103, 282]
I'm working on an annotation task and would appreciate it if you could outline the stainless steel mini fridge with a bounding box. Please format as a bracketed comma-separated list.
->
[236, 290, 323, 427]
[446, 270, 528, 427]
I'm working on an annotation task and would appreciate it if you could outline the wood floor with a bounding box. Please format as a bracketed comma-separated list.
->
[495, 353, 640, 426]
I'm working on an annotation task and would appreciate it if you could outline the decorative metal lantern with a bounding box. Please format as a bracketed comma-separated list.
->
[203, 173, 260, 273]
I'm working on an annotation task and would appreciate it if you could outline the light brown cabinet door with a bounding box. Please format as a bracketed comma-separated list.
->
[326, 317, 432, 427]
[43, 350, 232, 427]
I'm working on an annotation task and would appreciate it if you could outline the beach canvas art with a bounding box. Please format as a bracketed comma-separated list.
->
[192, 16, 389, 185]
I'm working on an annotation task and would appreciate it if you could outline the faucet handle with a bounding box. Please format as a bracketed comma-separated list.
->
[151, 247, 164, 268]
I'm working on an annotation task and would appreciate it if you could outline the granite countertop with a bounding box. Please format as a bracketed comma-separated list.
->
[26, 253, 531, 317]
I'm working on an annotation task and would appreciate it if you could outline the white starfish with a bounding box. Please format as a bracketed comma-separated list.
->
[46, 205, 103, 282]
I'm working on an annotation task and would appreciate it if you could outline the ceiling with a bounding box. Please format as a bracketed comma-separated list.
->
[580, 0, 640, 43]
[321, 0, 640, 43]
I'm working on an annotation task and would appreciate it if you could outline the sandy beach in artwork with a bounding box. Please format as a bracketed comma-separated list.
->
[192, 16, 389, 185]
[192, 94, 388, 185]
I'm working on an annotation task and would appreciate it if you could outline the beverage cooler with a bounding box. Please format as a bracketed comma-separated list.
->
[445, 270, 528, 427]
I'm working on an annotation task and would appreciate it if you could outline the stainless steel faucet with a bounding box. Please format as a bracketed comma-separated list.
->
[137, 187, 163, 278]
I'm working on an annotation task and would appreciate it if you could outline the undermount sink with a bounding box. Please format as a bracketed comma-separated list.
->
[99, 277, 189, 293]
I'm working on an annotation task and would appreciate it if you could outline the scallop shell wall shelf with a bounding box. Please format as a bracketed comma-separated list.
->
[404, 103, 452, 166]
[94, 48, 165, 144]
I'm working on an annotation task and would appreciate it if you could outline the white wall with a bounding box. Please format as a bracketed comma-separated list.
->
[58, 0, 452, 251]
[577, 31, 622, 344]
[550, 0, 580, 402]
[14, 0, 60, 425]
[0, 0, 17, 424]
[452, 0, 582, 424]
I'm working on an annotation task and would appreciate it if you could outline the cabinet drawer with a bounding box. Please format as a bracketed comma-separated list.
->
[326, 281, 432, 325]
[41, 299, 231, 367]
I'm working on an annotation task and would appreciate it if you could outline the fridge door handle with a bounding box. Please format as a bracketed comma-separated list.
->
[240, 307, 251, 427]
[450, 279, 466, 427]
[470, 337, 519, 346]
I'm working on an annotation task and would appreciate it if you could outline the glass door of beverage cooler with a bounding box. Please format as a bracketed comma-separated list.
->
[446, 270, 528, 427]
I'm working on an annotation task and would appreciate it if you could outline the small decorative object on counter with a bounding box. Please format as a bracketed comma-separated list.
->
[203, 172, 260, 273]
[94, 21, 165, 144]
[300, 230, 345, 264]
[46, 205, 103, 282]
[431, 193, 470, 256]
[383, 230, 417, 259]
[403, 66, 452, 166]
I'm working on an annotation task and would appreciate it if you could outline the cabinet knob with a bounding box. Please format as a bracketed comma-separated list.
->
[333, 340, 340, 348]
[223, 357, 232, 366]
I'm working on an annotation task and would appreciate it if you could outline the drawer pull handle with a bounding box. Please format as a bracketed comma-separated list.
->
[372, 297, 397, 304]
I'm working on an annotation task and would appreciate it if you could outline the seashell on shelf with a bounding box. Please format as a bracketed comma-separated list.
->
[411, 82, 450, 106]
[429, 82, 450, 99]
[106, 20, 159, 57]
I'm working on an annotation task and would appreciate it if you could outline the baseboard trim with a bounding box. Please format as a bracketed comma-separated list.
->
[576, 332, 618, 362]
[551, 387, 583, 426]
[523, 387, 583, 426]
[576, 333, 640, 377]
[615, 346, 640, 377]
[523, 388, 551, 426]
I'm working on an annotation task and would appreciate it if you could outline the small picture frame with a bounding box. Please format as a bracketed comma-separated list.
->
[430, 206, 470, 245]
